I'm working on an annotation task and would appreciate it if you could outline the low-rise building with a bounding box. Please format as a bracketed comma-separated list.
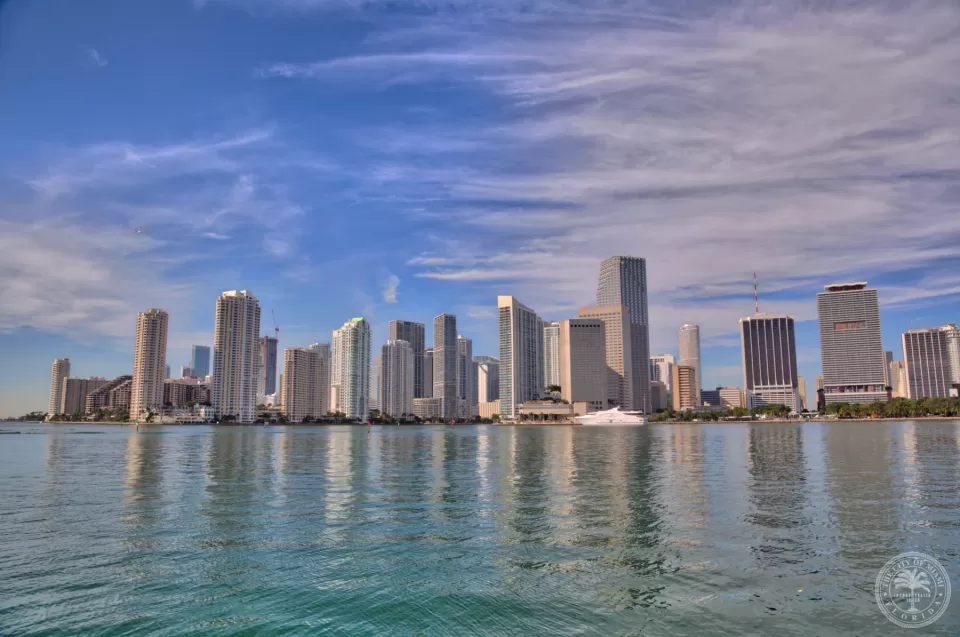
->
[478, 401, 500, 420]
[413, 397, 442, 421]
[84, 376, 133, 414]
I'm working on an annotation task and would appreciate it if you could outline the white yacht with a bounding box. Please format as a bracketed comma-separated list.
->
[575, 407, 647, 426]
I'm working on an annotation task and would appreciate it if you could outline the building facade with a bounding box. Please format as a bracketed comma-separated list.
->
[369, 357, 381, 411]
[816, 283, 887, 404]
[413, 397, 442, 421]
[596, 256, 651, 413]
[380, 340, 415, 418]
[650, 354, 676, 392]
[940, 324, 960, 385]
[163, 378, 210, 408]
[740, 313, 801, 412]
[650, 381, 668, 412]
[558, 319, 607, 411]
[212, 290, 261, 423]
[389, 320, 426, 398]
[498, 296, 544, 420]
[61, 377, 108, 416]
[889, 360, 906, 398]
[433, 314, 458, 420]
[719, 387, 744, 409]
[48, 358, 71, 417]
[543, 321, 560, 389]
[578, 305, 634, 411]
[672, 365, 698, 411]
[423, 348, 434, 399]
[308, 343, 331, 416]
[678, 324, 701, 405]
[331, 317, 371, 420]
[475, 357, 500, 403]
[902, 328, 954, 399]
[282, 347, 326, 422]
[190, 345, 210, 378]
[84, 375, 133, 414]
[130, 309, 169, 420]
[258, 336, 279, 396]
[456, 335, 476, 418]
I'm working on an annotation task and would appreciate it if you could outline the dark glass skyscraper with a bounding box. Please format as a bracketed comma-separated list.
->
[190, 345, 210, 378]
[388, 320, 426, 398]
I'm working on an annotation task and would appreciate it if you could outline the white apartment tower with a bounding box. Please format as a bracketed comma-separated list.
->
[282, 347, 325, 422]
[48, 358, 71, 417]
[542, 322, 560, 389]
[388, 321, 426, 398]
[650, 354, 676, 392]
[433, 314, 458, 420]
[331, 317, 371, 420]
[130, 309, 169, 420]
[816, 283, 887, 404]
[596, 256, 651, 413]
[475, 356, 500, 403]
[212, 290, 261, 423]
[498, 296, 544, 420]
[941, 324, 960, 385]
[678, 324, 701, 404]
[740, 313, 801, 412]
[578, 305, 634, 410]
[308, 343, 331, 416]
[380, 340, 415, 418]
[559, 319, 607, 411]
[456, 335, 476, 418]
[902, 328, 954, 399]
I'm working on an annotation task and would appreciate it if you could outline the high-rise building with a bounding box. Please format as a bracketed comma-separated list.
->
[719, 387, 744, 409]
[48, 358, 70, 417]
[456, 335, 476, 418]
[701, 388, 721, 406]
[380, 340, 415, 418]
[815, 374, 824, 391]
[596, 256, 651, 413]
[578, 305, 634, 410]
[212, 290, 261, 423]
[433, 314, 458, 420]
[388, 321, 426, 398]
[258, 336, 279, 396]
[558, 319, 607, 411]
[282, 347, 325, 422]
[131, 309, 169, 420]
[412, 397, 442, 421]
[180, 365, 193, 378]
[940, 324, 960, 385]
[84, 375, 133, 414]
[60, 377, 108, 416]
[888, 360, 906, 398]
[475, 356, 500, 403]
[423, 348, 434, 398]
[798, 376, 807, 411]
[165, 364, 171, 379]
[369, 356, 381, 411]
[307, 343, 331, 416]
[163, 378, 210, 408]
[902, 328, 953, 399]
[678, 324, 701, 404]
[498, 296, 544, 420]
[649, 354, 676, 392]
[739, 313, 800, 412]
[816, 282, 887, 404]
[672, 365, 698, 411]
[331, 317, 371, 420]
[542, 322, 560, 389]
[883, 351, 894, 388]
[190, 345, 211, 378]
[650, 381, 668, 412]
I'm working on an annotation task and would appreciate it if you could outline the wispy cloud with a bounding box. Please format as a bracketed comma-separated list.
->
[86, 48, 107, 67]
[381, 272, 400, 303]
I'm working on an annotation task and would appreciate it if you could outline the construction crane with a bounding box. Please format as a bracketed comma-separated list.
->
[272, 310, 279, 341]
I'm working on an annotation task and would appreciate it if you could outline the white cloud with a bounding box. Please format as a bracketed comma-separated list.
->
[381, 273, 400, 303]
[86, 48, 107, 67]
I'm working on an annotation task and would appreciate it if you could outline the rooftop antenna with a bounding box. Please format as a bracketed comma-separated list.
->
[754, 272, 759, 315]
[272, 310, 279, 341]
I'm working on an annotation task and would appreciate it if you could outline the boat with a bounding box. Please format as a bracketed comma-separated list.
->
[575, 407, 647, 426]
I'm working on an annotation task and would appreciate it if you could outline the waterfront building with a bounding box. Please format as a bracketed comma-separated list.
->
[456, 335, 476, 418]
[423, 348, 434, 399]
[163, 378, 210, 408]
[131, 309, 169, 420]
[478, 401, 500, 420]
[258, 336, 279, 396]
[212, 290, 261, 423]
[190, 345, 210, 378]
[413, 397, 442, 421]
[180, 365, 193, 378]
[883, 351, 894, 388]
[816, 282, 887, 404]
[740, 313, 801, 412]
[308, 343, 331, 416]
[558, 319, 607, 411]
[798, 376, 807, 411]
[389, 321, 426, 398]
[498, 296, 544, 420]
[381, 340, 415, 418]
[48, 358, 70, 417]
[369, 357, 381, 411]
[719, 387, 744, 409]
[578, 305, 634, 410]
[940, 324, 960, 384]
[282, 347, 325, 422]
[701, 389, 721, 406]
[650, 380, 668, 412]
[331, 317, 371, 420]
[84, 375, 133, 414]
[650, 354, 676, 392]
[888, 360, 906, 398]
[433, 314, 458, 420]
[672, 365, 698, 411]
[543, 321, 560, 389]
[679, 324, 701, 405]
[475, 357, 500, 403]
[60, 377, 108, 416]
[902, 328, 953, 399]
[596, 256, 651, 413]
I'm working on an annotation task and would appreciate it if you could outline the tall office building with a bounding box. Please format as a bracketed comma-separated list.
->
[282, 348, 325, 422]
[902, 328, 953, 399]
[423, 348, 434, 398]
[596, 256, 651, 413]
[678, 324, 701, 404]
[380, 340, 415, 418]
[739, 314, 801, 412]
[558, 319, 607, 411]
[578, 305, 634, 410]
[388, 321, 426, 398]
[456, 335, 476, 418]
[650, 354, 676, 392]
[48, 358, 71, 417]
[180, 365, 193, 378]
[433, 314, 458, 420]
[60, 377, 108, 416]
[307, 343, 331, 415]
[883, 351, 894, 388]
[475, 356, 500, 403]
[130, 309, 169, 420]
[672, 365, 698, 411]
[543, 322, 560, 389]
[941, 324, 960, 385]
[165, 364, 171, 379]
[190, 345, 211, 378]
[498, 296, 544, 420]
[331, 317, 371, 420]
[258, 336, 279, 396]
[212, 290, 261, 423]
[816, 282, 887, 404]
[369, 357, 381, 411]
[889, 360, 906, 398]
[798, 376, 807, 411]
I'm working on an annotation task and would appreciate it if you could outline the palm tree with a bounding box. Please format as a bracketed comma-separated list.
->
[894, 569, 932, 613]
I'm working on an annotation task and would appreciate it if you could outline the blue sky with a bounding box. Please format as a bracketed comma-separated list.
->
[2, 0, 960, 416]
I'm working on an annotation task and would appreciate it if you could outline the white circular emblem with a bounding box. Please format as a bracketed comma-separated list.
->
[875, 551, 951, 628]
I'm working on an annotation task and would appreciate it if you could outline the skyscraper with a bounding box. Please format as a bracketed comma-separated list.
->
[331, 317, 371, 420]
[369, 357, 381, 411]
[543, 322, 560, 389]
[433, 314, 458, 420]
[258, 336, 279, 396]
[423, 348, 434, 398]
[558, 319, 607, 411]
[190, 345, 210, 378]
[798, 376, 807, 411]
[498, 296, 544, 420]
[130, 309, 169, 420]
[888, 360, 906, 398]
[282, 347, 325, 422]
[596, 256, 651, 413]
[941, 324, 960, 385]
[456, 335, 476, 418]
[883, 351, 894, 388]
[672, 365, 698, 411]
[816, 282, 887, 404]
[678, 324, 701, 404]
[475, 356, 500, 403]
[212, 290, 261, 423]
[60, 377, 108, 416]
[380, 340, 415, 418]
[739, 314, 800, 412]
[388, 321, 426, 398]
[308, 343, 331, 416]
[578, 305, 634, 410]
[650, 354, 676, 392]
[48, 358, 70, 417]
[902, 328, 953, 399]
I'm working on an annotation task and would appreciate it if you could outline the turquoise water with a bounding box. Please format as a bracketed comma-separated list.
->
[0, 421, 958, 636]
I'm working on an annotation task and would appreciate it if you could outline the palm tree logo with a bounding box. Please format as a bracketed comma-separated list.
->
[893, 568, 931, 613]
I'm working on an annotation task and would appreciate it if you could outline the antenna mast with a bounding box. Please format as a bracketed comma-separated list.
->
[754, 272, 759, 314]
[272, 310, 279, 340]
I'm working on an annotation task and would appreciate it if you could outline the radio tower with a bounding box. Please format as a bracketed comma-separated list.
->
[754, 272, 759, 314]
